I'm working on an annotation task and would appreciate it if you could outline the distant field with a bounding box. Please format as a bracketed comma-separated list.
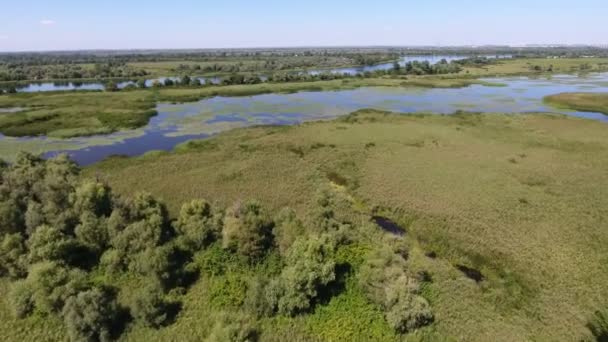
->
[544, 92, 608, 115]
[76, 110, 608, 341]
[460, 57, 608, 76]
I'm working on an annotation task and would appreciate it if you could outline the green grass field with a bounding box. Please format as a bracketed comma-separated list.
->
[460, 57, 608, 76]
[0, 90, 157, 137]
[544, 92, 608, 115]
[61, 110, 608, 341]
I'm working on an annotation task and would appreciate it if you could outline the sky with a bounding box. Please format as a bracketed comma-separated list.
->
[0, 0, 607, 52]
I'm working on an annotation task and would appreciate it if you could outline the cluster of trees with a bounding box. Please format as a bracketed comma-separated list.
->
[0, 154, 434, 340]
[0, 62, 149, 82]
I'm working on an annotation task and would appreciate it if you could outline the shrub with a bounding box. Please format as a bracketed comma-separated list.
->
[0, 233, 27, 278]
[131, 282, 168, 328]
[62, 287, 118, 342]
[8, 280, 35, 318]
[359, 249, 433, 333]
[71, 181, 113, 217]
[109, 193, 171, 269]
[272, 208, 304, 256]
[75, 212, 109, 252]
[277, 234, 336, 315]
[384, 283, 433, 333]
[205, 313, 258, 342]
[26, 261, 89, 314]
[222, 201, 273, 260]
[244, 277, 275, 318]
[26, 225, 72, 263]
[174, 199, 222, 250]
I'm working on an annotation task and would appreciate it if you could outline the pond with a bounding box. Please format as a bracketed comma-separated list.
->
[10, 55, 508, 93]
[1, 73, 606, 165]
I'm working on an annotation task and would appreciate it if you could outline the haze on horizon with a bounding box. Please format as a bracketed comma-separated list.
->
[0, 0, 607, 52]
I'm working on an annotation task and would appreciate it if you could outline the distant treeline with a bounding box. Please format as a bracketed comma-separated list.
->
[0, 62, 149, 82]
[2, 46, 607, 83]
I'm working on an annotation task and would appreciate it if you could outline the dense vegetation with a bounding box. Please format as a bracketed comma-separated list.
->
[0, 151, 435, 341]
[75, 110, 608, 340]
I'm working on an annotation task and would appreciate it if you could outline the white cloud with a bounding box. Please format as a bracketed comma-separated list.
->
[40, 19, 56, 25]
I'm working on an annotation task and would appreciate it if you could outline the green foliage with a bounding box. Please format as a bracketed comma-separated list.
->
[26, 225, 72, 263]
[205, 313, 258, 342]
[244, 277, 275, 318]
[131, 282, 169, 328]
[8, 280, 35, 319]
[71, 181, 113, 217]
[0, 233, 27, 278]
[222, 200, 273, 260]
[21, 261, 89, 315]
[272, 208, 304, 256]
[62, 287, 118, 342]
[174, 199, 222, 251]
[107, 192, 170, 272]
[359, 249, 433, 333]
[276, 234, 337, 315]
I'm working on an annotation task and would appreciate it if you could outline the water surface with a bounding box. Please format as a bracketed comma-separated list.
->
[0, 73, 605, 165]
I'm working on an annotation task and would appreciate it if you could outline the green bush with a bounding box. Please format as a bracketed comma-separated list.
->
[8, 280, 35, 319]
[62, 287, 118, 342]
[174, 199, 222, 250]
[222, 200, 273, 260]
[205, 313, 258, 342]
[359, 249, 433, 333]
[0, 233, 27, 278]
[276, 234, 336, 315]
[131, 282, 168, 328]
[272, 208, 304, 256]
[26, 261, 89, 314]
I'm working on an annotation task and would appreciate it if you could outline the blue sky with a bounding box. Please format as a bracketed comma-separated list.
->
[0, 0, 606, 51]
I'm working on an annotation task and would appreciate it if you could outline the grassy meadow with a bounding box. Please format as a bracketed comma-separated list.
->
[0, 90, 157, 137]
[460, 57, 608, 76]
[57, 109, 608, 341]
[544, 92, 608, 115]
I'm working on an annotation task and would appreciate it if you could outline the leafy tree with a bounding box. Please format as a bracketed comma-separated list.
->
[62, 287, 118, 342]
[71, 181, 113, 217]
[131, 282, 168, 328]
[74, 212, 109, 252]
[23, 261, 89, 314]
[108, 192, 170, 269]
[222, 201, 273, 260]
[0, 233, 27, 278]
[26, 225, 72, 263]
[136, 79, 147, 89]
[276, 234, 336, 315]
[272, 208, 304, 256]
[174, 199, 222, 250]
